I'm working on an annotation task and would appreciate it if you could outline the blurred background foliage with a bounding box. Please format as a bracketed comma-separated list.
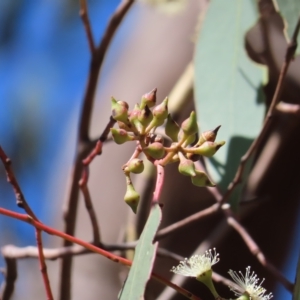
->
[0, 0, 299, 299]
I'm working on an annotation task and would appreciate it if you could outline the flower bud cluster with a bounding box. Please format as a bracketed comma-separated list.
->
[110, 89, 226, 213]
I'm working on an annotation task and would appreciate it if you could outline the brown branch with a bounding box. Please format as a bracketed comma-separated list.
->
[79, 176, 101, 244]
[0, 147, 38, 220]
[79, 0, 96, 53]
[60, 2, 134, 298]
[0, 147, 53, 300]
[155, 203, 219, 241]
[1, 258, 17, 300]
[220, 15, 300, 206]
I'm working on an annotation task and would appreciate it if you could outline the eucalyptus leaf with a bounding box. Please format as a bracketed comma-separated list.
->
[194, 0, 266, 206]
[119, 203, 161, 300]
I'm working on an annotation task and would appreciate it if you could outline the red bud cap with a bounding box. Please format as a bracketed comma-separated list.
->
[197, 125, 221, 146]
[140, 88, 157, 109]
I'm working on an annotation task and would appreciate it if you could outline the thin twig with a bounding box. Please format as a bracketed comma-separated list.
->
[35, 230, 54, 300]
[78, 178, 101, 244]
[79, 0, 96, 53]
[220, 15, 300, 206]
[155, 203, 219, 241]
[0, 147, 38, 220]
[60, 2, 134, 298]
[0, 207, 200, 300]
[0, 147, 54, 300]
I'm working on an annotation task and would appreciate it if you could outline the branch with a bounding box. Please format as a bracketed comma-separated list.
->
[60, 2, 134, 298]
[79, 0, 96, 53]
[0, 207, 201, 300]
[0, 147, 53, 300]
[155, 203, 219, 241]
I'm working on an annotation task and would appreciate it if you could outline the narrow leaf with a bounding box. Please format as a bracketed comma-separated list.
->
[194, 0, 265, 205]
[119, 204, 161, 299]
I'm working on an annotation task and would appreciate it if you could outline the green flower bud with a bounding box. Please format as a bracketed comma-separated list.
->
[140, 88, 157, 109]
[196, 125, 221, 147]
[191, 170, 215, 187]
[146, 97, 169, 131]
[181, 111, 198, 136]
[110, 128, 135, 144]
[124, 158, 144, 174]
[124, 184, 140, 213]
[138, 105, 153, 128]
[165, 114, 180, 142]
[187, 141, 225, 157]
[111, 97, 129, 123]
[178, 152, 196, 177]
[144, 142, 165, 159]
[178, 130, 196, 146]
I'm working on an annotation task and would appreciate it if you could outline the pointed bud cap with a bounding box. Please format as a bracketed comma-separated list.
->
[111, 97, 129, 123]
[191, 170, 215, 187]
[125, 158, 144, 174]
[151, 97, 169, 127]
[181, 111, 198, 136]
[165, 114, 180, 142]
[197, 125, 221, 146]
[190, 141, 225, 157]
[144, 142, 165, 159]
[110, 128, 134, 144]
[178, 152, 196, 177]
[124, 184, 140, 213]
[140, 88, 157, 109]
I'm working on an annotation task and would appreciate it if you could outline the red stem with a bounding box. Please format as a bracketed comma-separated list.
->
[0, 207, 201, 300]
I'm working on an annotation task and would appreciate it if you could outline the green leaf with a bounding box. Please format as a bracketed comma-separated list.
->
[194, 0, 266, 206]
[274, 0, 300, 54]
[294, 253, 300, 300]
[119, 204, 161, 300]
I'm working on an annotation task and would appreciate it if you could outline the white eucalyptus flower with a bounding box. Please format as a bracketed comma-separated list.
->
[170, 248, 219, 278]
[228, 266, 273, 300]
